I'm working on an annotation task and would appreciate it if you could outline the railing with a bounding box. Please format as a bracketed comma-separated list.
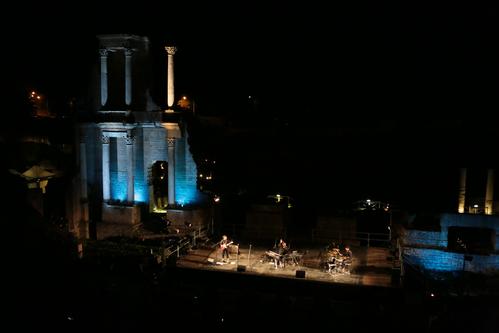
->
[189, 226, 209, 248]
[397, 237, 404, 277]
[399, 236, 447, 249]
[161, 226, 209, 262]
[311, 229, 391, 247]
[215, 224, 392, 248]
[161, 238, 191, 262]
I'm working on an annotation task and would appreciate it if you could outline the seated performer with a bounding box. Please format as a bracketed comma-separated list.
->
[278, 239, 288, 254]
[343, 245, 352, 258]
[341, 245, 353, 272]
[276, 238, 288, 268]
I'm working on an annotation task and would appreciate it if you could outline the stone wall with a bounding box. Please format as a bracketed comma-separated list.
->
[314, 215, 356, 243]
[78, 121, 206, 232]
[142, 127, 167, 204]
[96, 223, 137, 240]
[174, 133, 206, 206]
[102, 203, 141, 225]
[404, 247, 499, 273]
[244, 204, 286, 241]
[402, 230, 447, 248]
[167, 207, 210, 230]
[440, 213, 499, 251]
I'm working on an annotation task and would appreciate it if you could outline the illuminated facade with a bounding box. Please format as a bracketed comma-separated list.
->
[70, 35, 206, 239]
[401, 168, 499, 273]
[402, 213, 499, 273]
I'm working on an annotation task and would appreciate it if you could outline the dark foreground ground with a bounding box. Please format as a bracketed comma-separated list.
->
[7, 257, 499, 332]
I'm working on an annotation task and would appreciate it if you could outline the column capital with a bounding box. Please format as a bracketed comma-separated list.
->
[125, 134, 135, 145]
[165, 46, 177, 56]
[167, 137, 176, 147]
[99, 49, 109, 57]
[101, 134, 110, 144]
[124, 48, 134, 57]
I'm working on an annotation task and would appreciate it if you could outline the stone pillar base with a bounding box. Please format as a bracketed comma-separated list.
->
[102, 203, 141, 225]
[97, 203, 142, 239]
[96, 223, 138, 240]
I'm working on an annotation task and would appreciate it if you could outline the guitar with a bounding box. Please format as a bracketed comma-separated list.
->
[220, 241, 233, 250]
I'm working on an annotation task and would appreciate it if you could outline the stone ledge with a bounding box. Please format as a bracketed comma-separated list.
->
[102, 203, 141, 225]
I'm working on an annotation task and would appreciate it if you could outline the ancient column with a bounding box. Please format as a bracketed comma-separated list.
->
[125, 48, 133, 106]
[485, 168, 495, 215]
[458, 168, 467, 214]
[126, 132, 135, 203]
[99, 49, 109, 107]
[167, 137, 176, 205]
[101, 134, 110, 201]
[165, 46, 177, 109]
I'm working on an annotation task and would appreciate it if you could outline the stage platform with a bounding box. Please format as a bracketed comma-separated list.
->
[176, 244, 399, 288]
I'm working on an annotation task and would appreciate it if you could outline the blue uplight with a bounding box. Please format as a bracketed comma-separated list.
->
[134, 183, 147, 203]
[110, 171, 127, 202]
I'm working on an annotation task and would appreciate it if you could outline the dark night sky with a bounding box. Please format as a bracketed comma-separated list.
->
[4, 1, 499, 211]
[5, 2, 498, 116]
